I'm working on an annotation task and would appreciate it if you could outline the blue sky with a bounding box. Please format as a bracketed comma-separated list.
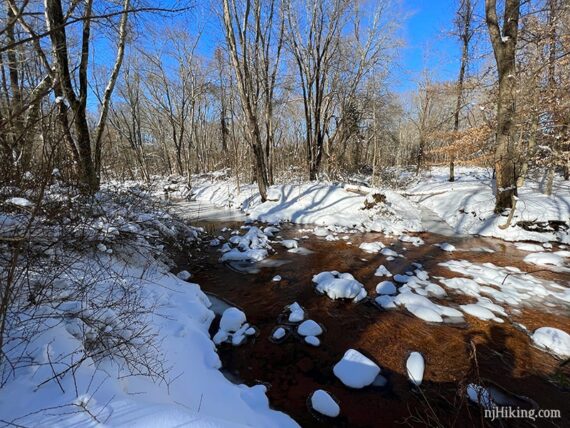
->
[90, 0, 466, 105]
[396, 0, 461, 92]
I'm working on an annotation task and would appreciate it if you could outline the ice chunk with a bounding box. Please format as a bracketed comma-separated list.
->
[310, 390, 340, 417]
[376, 281, 397, 295]
[297, 320, 323, 336]
[531, 327, 570, 358]
[313, 271, 367, 302]
[272, 275, 282, 282]
[333, 349, 381, 389]
[406, 352, 425, 386]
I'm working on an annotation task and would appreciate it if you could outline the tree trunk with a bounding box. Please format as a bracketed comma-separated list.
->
[485, 0, 520, 213]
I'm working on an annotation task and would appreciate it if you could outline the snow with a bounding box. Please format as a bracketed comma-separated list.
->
[406, 352, 425, 386]
[220, 307, 247, 332]
[439, 259, 569, 308]
[288, 302, 305, 323]
[515, 242, 546, 252]
[281, 239, 298, 249]
[460, 304, 500, 321]
[374, 264, 392, 277]
[399, 235, 424, 246]
[407, 167, 570, 243]
[219, 226, 272, 263]
[177, 270, 192, 280]
[0, 255, 296, 427]
[524, 252, 568, 269]
[333, 349, 381, 389]
[381, 247, 400, 257]
[310, 390, 340, 417]
[192, 180, 423, 235]
[297, 320, 323, 336]
[374, 295, 396, 309]
[312, 271, 367, 302]
[5, 197, 33, 207]
[272, 327, 287, 340]
[531, 327, 570, 358]
[436, 242, 456, 252]
[305, 336, 321, 346]
[359, 241, 385, 253]
[376, 281, 397, 295]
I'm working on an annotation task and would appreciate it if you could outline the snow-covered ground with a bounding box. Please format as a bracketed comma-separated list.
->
[407, 167, 570, 243]
[189, 167, 570, 243]
[0, 185, 297, 427]
[191, 179, 423, 235]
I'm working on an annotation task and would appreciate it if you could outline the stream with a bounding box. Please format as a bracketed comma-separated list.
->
[172, 200, 570, 427]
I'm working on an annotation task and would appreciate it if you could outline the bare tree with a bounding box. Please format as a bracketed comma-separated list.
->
[450, 0, 475, 182]
[221, 0, 284, 201]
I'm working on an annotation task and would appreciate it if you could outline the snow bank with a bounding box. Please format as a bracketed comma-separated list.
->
[407, 167, 570, 243]
[192, 180, 423, 235]
[0, 261, 297, 427]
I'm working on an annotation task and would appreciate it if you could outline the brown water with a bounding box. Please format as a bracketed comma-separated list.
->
[180, 222, 570, 428]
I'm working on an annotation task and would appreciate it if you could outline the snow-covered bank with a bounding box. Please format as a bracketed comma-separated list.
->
[0, 186, 297, 427]
[407, 167, 570, 243]
[188, 166, 569, 243]
[191, 179, 423, 235]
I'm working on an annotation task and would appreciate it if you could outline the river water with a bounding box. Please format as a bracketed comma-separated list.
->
[172, 201, 570, 427]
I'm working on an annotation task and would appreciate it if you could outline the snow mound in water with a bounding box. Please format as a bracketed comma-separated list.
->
[287, 302, 305, 323]
[460, 304, 499, 321]
[531, 327, 570, 358]
[281, 239, 298, 249]
[437, 242, 456, 252]
[297, 320, 323, 336]
[399, 235, 424, 246]
[439, 259, 569, 307]
[213, 307, 256, 346]
[375, 295, 396, 309]
[406, 352, 425, 386]
[333, 349, 381, 389]
[310, 390, 340, 417]
[220, 226, 272, 262]
[374, 264, 392, 277]
[376, 281, 397, 295]
[313, 271, 367, 302]
[220, 307, 246, 332]
[359, 242, 385, 253]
